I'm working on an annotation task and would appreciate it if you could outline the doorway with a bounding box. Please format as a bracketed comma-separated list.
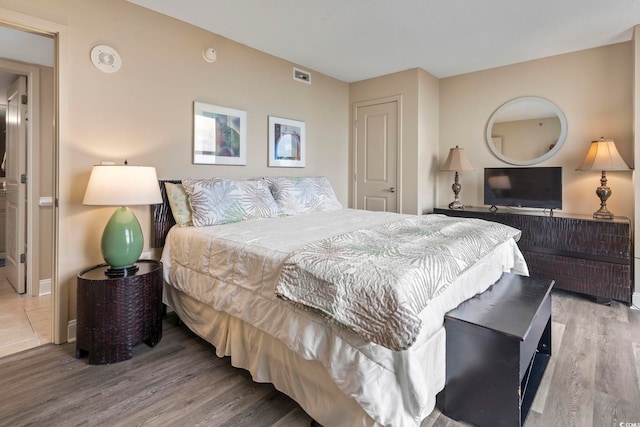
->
[0, 24, 55, 356]
[353, 96, 400, 212]
[5, 74, 27, 294]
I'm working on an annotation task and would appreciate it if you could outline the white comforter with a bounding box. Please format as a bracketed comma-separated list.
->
[161, 209, 528, 426]
[278, 215, 522, 351]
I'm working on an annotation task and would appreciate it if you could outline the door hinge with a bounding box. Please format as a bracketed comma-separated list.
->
[355, 119, 359, 128]
[20, 253, 26, 263]
[20, 174, 27, 184]
[21, 94, 28, 105]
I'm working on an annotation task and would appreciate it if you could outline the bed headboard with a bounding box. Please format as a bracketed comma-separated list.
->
[151, 179, 181, 248]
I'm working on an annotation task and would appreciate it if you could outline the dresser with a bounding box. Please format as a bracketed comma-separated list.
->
[434, 207, 632, 304]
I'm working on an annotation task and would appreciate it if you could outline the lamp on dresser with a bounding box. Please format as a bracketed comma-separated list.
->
[441, 145, 475, 210]
[83, 162, 162, 277]
[577, 137, 630, 220]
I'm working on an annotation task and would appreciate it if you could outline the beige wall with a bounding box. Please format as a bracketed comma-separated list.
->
[634, 26, 639, 304]
[439, 42, 634, 220]
[417, 69, 440, 212]
[492, 117, 561, 161]
[349, 68, 440, 215]
[0, 0, 349, 341]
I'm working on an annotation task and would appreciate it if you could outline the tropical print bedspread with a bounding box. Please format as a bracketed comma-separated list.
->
[276, 214, 522, 351]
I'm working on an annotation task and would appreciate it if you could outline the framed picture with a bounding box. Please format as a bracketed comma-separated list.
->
[193, 101, 247, 165]
[268, 116, 305, 167]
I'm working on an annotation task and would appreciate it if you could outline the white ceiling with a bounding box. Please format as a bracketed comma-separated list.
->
[0, 26, 54, 105]
[128, 0, 640, 82]
[0, 26, 54, 68]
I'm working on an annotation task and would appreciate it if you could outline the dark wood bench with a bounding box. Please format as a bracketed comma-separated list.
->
[438, 273, 554, 427]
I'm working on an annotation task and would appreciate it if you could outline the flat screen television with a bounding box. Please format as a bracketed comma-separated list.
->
[484, 167, 562, 210]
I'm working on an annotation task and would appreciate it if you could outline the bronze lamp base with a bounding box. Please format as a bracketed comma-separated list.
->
[448, 171, 466, 210]
[593, 171, 614, 220]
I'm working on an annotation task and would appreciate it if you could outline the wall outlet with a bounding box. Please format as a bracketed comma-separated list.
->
[39, 278, 52, 296]
[140, 252, 151, 260]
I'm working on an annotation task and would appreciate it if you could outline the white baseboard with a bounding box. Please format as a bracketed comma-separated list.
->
[39, 278, 51, 296]
[67, 320, 77, 343]
[632, 292, 640, 310]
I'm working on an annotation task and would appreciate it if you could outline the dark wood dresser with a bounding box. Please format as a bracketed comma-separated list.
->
[434, 207, 632, 304]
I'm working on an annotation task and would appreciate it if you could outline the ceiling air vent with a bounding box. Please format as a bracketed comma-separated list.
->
[293, 67, 311, 84]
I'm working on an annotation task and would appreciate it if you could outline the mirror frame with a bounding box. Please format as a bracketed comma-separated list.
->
[486, 96, 567, 166]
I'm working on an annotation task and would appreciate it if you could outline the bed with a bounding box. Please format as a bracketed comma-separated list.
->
[153, 176, 528, 427]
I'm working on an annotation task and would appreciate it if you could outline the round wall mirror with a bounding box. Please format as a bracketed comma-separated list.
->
[486, 96, 567, 165]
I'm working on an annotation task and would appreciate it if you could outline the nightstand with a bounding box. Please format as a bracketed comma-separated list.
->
[75, 259, 163, 364]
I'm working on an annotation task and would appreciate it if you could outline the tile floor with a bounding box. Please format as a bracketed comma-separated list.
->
[0, 267, 51, 358]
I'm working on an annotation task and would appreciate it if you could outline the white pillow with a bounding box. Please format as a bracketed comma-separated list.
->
[164, 182, 193, 227]
[182, 178, 279, 227]
[264, 176, 342, 216]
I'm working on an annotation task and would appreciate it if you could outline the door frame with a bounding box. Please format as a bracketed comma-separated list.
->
[0, 61, 40, 297]
[352, 95, 403, 212]
[0, 8, 65, 344]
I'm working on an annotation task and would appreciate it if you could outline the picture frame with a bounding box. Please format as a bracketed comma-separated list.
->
[268, 116, 305, 168]
[193, 101, 247, 165]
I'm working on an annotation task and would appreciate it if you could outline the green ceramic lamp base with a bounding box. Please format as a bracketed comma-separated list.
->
[101, 206, 143, 277]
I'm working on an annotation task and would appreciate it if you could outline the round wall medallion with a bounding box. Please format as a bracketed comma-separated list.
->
[90, 45, 122, 73]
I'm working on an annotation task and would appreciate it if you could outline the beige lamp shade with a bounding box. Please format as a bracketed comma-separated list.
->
[577, 138, 630, 172]
[441, 146, 475, 172]
[83, 165, 162, 206]
[577, 138, 630, 220]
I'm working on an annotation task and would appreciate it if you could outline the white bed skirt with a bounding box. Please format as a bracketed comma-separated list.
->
[164, 284, 446, 427]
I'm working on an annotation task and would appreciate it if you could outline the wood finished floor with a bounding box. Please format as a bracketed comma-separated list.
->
[0, 289, 638, 426]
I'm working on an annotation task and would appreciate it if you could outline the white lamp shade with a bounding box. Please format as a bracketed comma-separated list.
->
[577, 138, 630, 172]
[83, 165, 162, 206]
[441, 146, 475, 172]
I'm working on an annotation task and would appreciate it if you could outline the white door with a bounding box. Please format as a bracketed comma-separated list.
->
[5, 75, 27, 293]
[354, 99, 399, 212]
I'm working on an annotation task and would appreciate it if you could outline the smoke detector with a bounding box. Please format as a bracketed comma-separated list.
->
[202, 47, 217, 63]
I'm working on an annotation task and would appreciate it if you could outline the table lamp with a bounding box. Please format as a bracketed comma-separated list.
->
[83, 164, 162, 276]
[441, 145, 475, 209]
[577, 137, 630, 219]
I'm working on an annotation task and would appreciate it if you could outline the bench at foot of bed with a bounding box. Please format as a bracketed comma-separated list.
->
[438, 272, 554, 427]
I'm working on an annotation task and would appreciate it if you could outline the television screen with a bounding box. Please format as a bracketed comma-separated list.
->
[484, 167, 562, 210]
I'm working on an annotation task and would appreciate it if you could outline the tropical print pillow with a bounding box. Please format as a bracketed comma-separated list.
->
[182, 178, 279, 227]
[264, 176, 342, 216]
[164, 182, 193, 227]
